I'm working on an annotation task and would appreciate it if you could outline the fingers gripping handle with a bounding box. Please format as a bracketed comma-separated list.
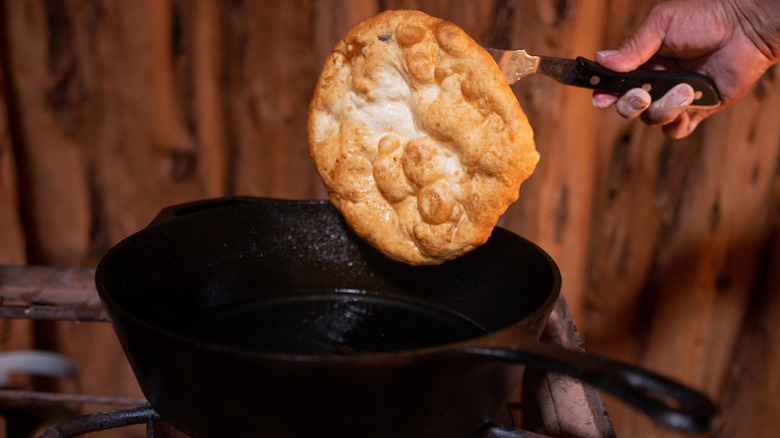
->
[566, 57, 721, 107]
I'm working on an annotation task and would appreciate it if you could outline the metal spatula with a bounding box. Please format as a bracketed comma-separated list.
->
[485, 48, 720, 108]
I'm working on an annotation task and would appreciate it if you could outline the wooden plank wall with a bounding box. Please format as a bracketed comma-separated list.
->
[1, 1, 779, 437]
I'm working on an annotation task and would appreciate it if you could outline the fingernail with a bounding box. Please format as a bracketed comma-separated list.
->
[628, 94, 650, 111]
[596, 50, 619, 58]
[675, 88, 695, 107]
[592, 94, 616, 109]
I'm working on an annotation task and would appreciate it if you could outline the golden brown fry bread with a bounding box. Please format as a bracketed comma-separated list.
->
[308, 10, 538, 265]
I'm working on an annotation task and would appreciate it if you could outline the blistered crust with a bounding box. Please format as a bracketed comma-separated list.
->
[308, 10, 538, 265]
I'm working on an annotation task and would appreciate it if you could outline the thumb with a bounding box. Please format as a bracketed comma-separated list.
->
[595, 8, 668, 72]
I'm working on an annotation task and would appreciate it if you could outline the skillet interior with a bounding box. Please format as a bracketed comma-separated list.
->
[97, 197, 560, 355]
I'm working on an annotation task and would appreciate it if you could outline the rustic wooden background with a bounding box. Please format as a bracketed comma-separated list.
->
[2, 0, 779, 437]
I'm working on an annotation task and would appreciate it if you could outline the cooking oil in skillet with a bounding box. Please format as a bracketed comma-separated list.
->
[177, 290, 487, 355]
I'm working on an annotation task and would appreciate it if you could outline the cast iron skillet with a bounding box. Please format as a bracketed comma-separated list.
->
[95, 197, 716, 438]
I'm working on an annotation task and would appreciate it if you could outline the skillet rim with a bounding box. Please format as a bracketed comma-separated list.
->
[94, 197, 562, 364]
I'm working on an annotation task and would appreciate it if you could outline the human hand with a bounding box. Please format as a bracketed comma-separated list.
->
[593, 0, 780, 139]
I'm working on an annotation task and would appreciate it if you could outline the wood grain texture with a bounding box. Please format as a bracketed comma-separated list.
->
[717, 220, 780, 438]
[1, 1, 780, 436]
[0, 11, 34, 363]
[0, 56, 26, 265]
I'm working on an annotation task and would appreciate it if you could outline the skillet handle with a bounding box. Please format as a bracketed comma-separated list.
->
[458, 344, 717, 434]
